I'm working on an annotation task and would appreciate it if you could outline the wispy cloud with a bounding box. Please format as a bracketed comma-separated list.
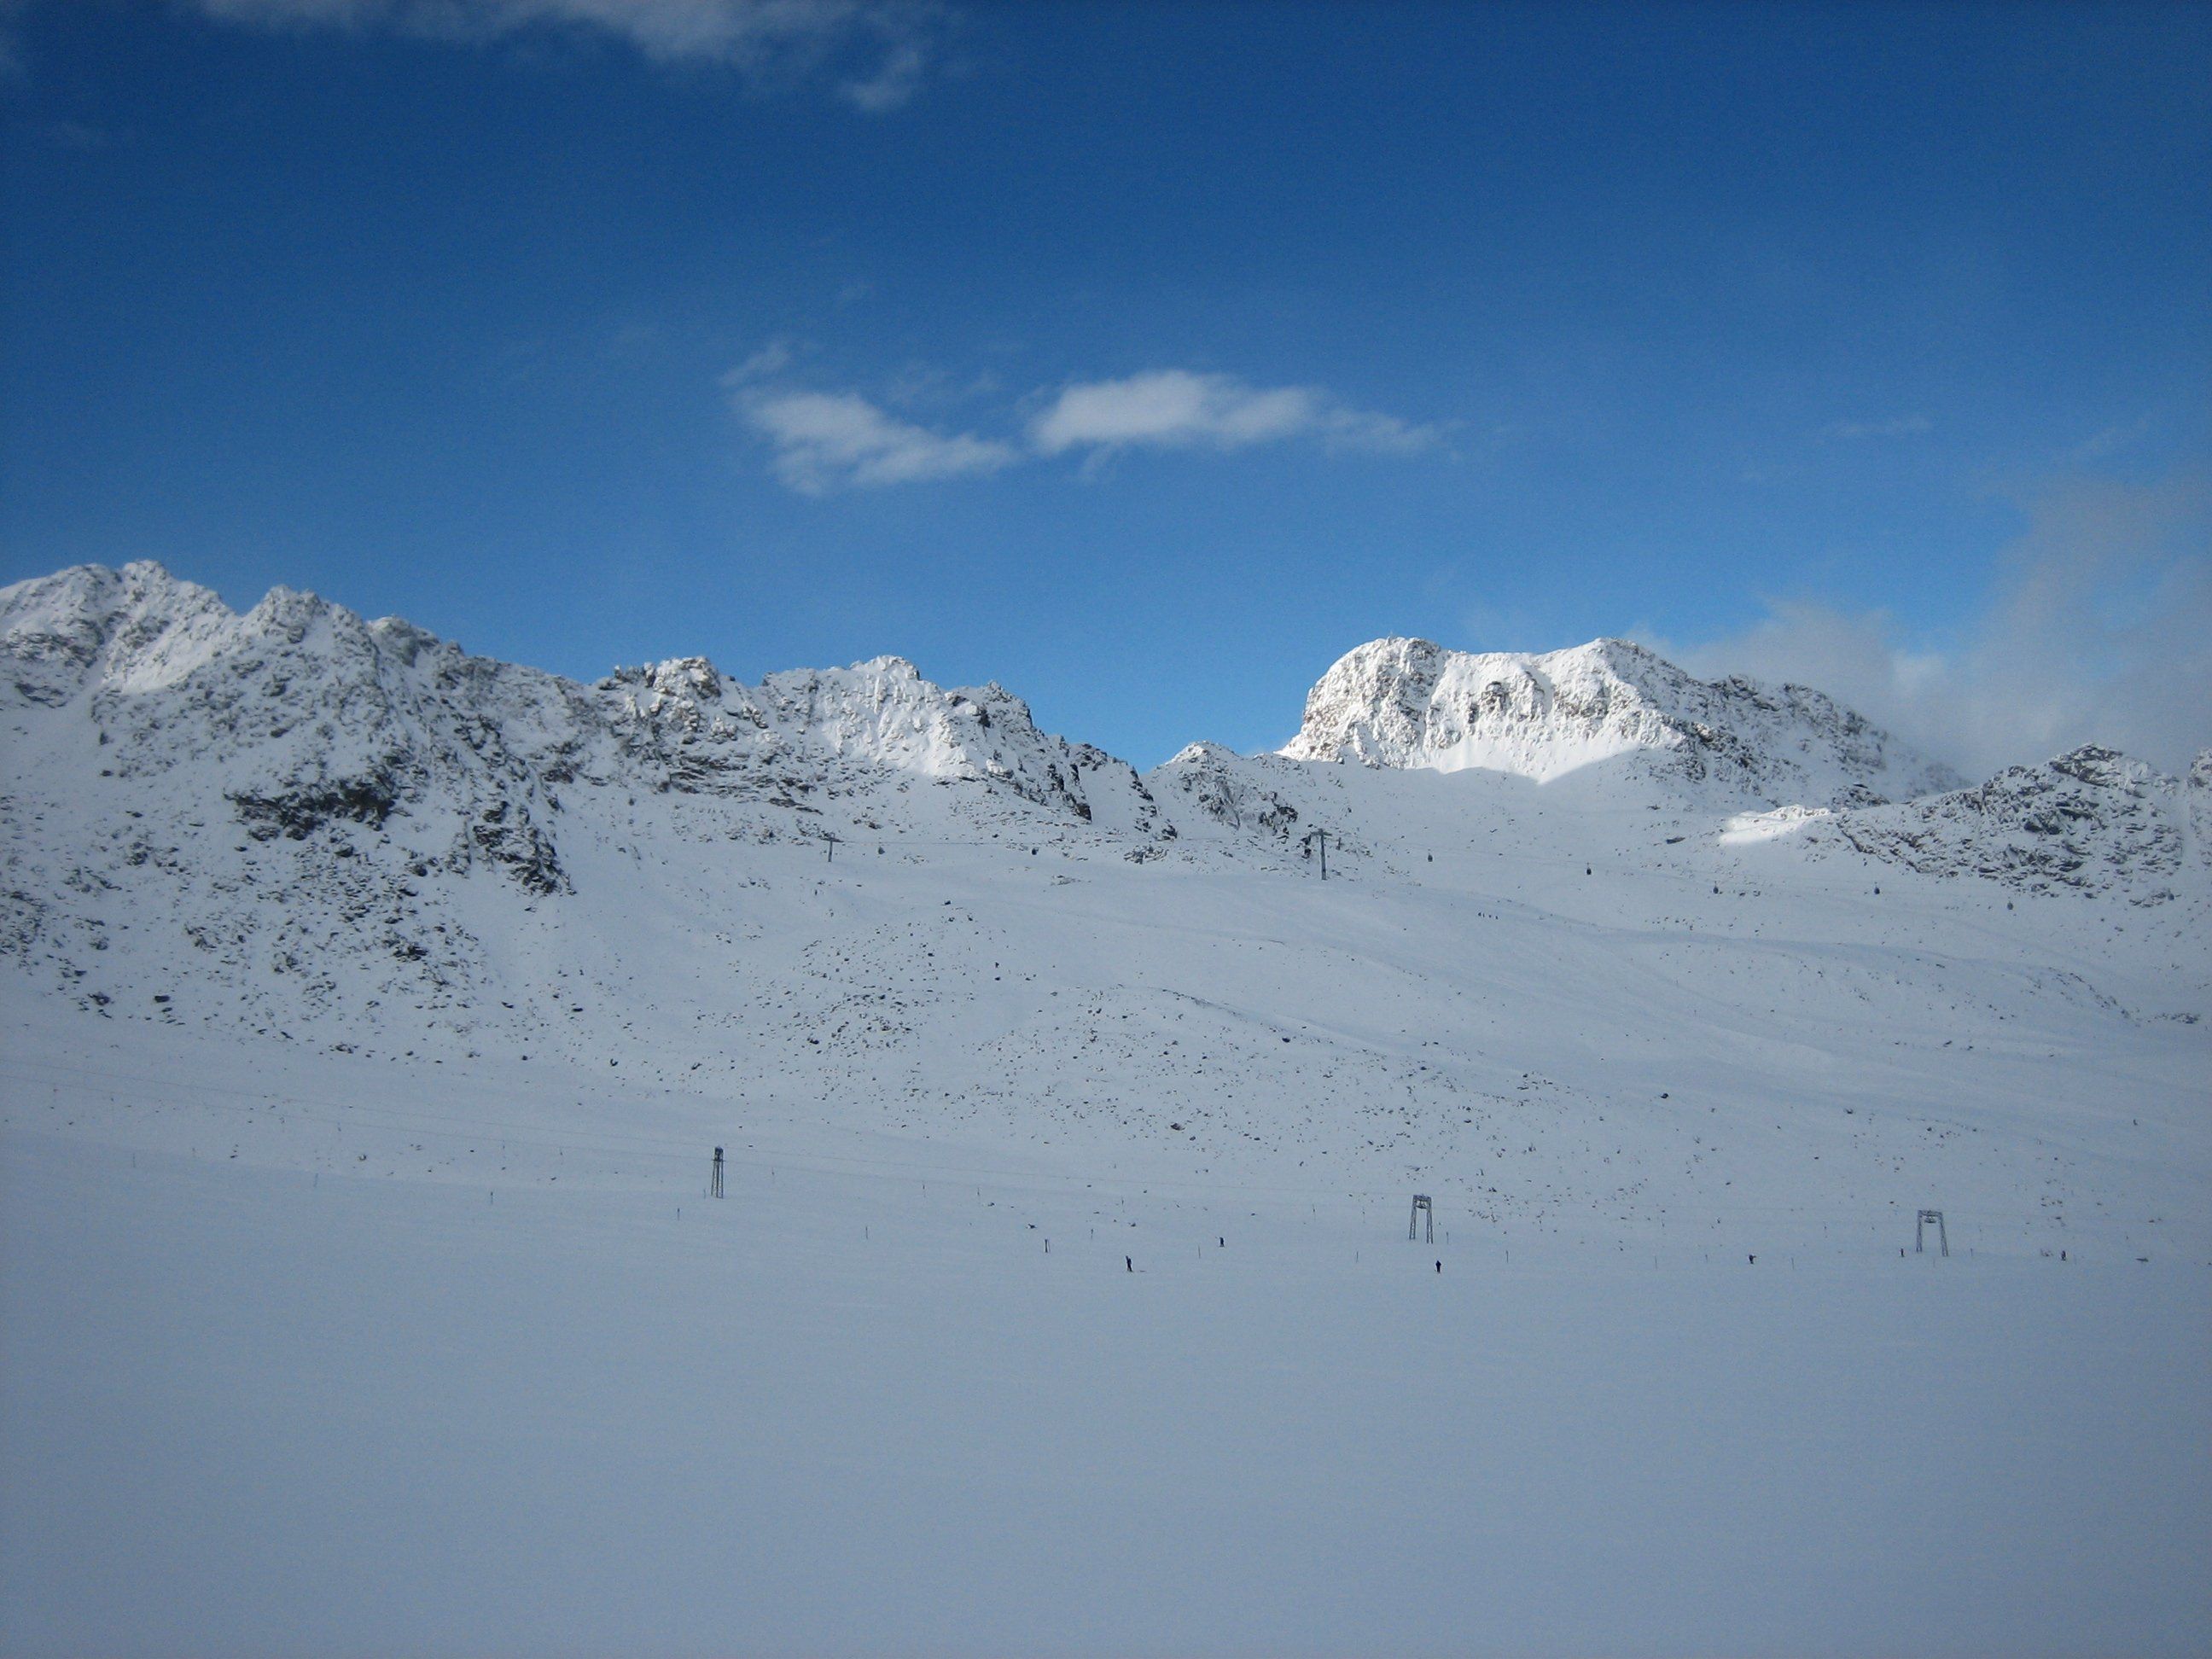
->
[742, 389, 1016, 493]
[1652, 468, 2211, 776]
[725, 336, 800, 385]
[839, 38, 924, 111]
[1824, 413, 1934, 440]
[1029, 370, 1441, 457]
[734, 360, 1442, 492]
[169, 0, 944, 108]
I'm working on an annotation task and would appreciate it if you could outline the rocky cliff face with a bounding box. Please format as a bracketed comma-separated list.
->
[2, 562, 1163, 849]
[1149, 743, 1303, 839]
[1798, 744, 2212, 901]
[603, 653, 1162, 834]
[0, 562, 1169, 1024]
[1281, 636, 1961, 807]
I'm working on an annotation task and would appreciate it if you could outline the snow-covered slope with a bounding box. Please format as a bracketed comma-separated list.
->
[0, 562, 1173, 1027]
[2, 562, 2206, 1267]
[7, 563, 2205, 1659]
[1282, 635, 1962, 806]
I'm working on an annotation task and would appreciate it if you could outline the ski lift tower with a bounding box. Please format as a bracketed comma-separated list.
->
[1304, 829, 1329, 880]
[1409, 1194, 1434, 1243]
[1916, 1208, 1947, 1256]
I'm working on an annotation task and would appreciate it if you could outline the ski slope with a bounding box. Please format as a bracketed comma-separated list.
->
[3, 562, 2208, 1655]
[3, 1039, 2206, 1656]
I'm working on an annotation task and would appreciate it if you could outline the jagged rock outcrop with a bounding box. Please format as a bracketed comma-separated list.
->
[5, 566, 581, 897]
[1282, 636, 1960, 807]
[1802, 744, 2206, 900]
[602, 653, 1165, 833]
[0, 562, 1172, 1021]
[1, 562, 1164, 853]
[2190, 749, 2212, 863]
[1150, 742, 1303, 839]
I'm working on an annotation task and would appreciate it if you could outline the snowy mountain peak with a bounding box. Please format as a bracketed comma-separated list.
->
[0, 562, 1162, 838]
[0, 560, 236, 706]
[1281, 633, 1960, 807]
[604, 649, 1159, 830]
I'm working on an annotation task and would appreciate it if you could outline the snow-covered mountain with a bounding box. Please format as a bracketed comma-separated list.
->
[1, 560, 1163, 853]
[0, 560, 1174, 1031]
[1280, 635, 1963, 806]
[604, 652, 1165, 835]
[1777, 744, 2212, 900]
[3, 560, 2206, 1272]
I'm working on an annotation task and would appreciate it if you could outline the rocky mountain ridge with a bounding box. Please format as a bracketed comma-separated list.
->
[3, 560, 2206, 1048]
[1, 561, 1165, 862]
[0, 562, 1179, 1032]
[1280, 634, 1965, 806]
[1793, 743, 2211, 900]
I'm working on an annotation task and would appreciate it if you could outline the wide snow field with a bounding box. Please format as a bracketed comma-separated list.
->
[3, 1064, 2207, 1657]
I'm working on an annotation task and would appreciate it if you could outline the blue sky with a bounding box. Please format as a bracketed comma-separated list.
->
[3, 1, 2207, 769]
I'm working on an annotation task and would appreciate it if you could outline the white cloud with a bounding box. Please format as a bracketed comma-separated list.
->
[723, 336, 799, 385]
[735, 363, 1442, 492]
[742, 389, 1016, 493]
[173, 0, 941, 106]
[1655, 469, 2211, 777]
[1030, 372, 1313, 454]
[1029, 370, 1440, 458]
[1825, 413, 1934, 440]
[1317, 405, 1442, 456]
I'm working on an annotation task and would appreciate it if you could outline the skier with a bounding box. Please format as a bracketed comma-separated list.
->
[1125, 1255, 1132, 1273]
[1435, 1260, 1441, 1274]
